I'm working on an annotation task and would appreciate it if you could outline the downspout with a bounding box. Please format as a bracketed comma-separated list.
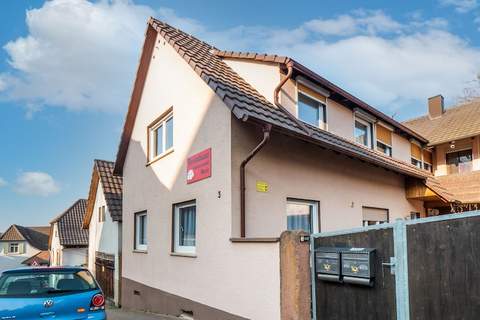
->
[274, 61, 312, 136]
[240, 123, 272, 237]
[239, 61, 310, 237]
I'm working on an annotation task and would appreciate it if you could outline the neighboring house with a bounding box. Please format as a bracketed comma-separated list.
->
[82, 159, 123, 306]
[49, 199, 89, 267]
[404, 97, 480, 214]
[0, 225, 50, 272]
[112, 18, 458, 319]
[22, 251, 50, 267]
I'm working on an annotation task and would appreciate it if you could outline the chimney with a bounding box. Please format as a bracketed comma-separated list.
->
[428, 95, 444, 119]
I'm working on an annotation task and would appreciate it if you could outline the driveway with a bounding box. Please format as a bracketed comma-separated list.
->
[107, 307, 179, 320]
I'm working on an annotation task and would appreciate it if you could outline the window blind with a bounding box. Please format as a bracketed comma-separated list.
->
[376, 124, 392, 145]
[298, 83, 327, 103]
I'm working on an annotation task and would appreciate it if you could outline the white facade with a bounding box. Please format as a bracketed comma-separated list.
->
[87, 181, 122, 306]
[0, 241, 39, 272]
[50, 223, 87, 267]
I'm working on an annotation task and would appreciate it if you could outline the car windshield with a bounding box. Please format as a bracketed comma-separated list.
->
[0, 270, 98, 297]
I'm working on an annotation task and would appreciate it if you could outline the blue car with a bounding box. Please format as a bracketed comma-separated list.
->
[0, 267, 106, 320]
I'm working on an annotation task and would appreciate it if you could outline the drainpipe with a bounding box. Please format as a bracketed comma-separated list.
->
[274, 61, 312, 136]
[240, 124, 272, 237]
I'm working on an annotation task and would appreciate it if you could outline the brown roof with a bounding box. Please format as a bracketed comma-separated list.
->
[425, 177, 457, 203]
[214, 50, 428, 144]
[403, 100, 480, 146]
[113, 18, 430, 180]
[51, 199, 89, 247]
[434, 171, 480, 203]
[0, 225, 50, 251]
[22, 251, 50, 266]
[83, 160, 123, 228]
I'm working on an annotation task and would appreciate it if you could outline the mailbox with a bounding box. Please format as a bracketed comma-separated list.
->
[341, 248, 376, 286]
[315, 248, 342, 282]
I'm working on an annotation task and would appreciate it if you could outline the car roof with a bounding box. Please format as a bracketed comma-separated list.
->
[2, 266, 87, 274]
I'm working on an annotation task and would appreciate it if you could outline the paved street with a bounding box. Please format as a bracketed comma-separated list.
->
[107, 307, 179, 320]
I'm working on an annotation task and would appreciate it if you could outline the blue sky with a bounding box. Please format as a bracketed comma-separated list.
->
[1, 0, 480, 231]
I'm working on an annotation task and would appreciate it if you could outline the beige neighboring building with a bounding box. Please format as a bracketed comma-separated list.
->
[83, 160, 123, 306]
[404, 96, 480, 214]
[113, 18, 456, 319]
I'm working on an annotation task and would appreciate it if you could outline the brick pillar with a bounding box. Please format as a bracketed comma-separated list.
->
[280, 230, 311, 320]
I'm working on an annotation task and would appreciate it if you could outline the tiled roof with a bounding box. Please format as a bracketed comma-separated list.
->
[114, 18, 430, 179]
[434, 171, 480, 203]
[425, 177, 457, 203]
[0, 225, 50, 251]
[51, 199, 89, 247]
[96, 160, 123, 221]
[403, 100, 480, 146]
[22, 251, 50, 266]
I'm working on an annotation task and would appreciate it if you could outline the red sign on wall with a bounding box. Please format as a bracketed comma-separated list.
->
[187, 148, 212, 184]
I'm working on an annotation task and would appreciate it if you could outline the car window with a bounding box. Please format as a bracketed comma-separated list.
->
[0, 270, 98, 297]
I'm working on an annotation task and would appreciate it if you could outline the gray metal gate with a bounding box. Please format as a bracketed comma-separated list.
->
[310, 210, 480, 320]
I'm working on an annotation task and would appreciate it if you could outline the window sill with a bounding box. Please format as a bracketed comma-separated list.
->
[170, 252, 197, 258]
[132, 250, 148, 254]
[146, 148, 174, 167]
[230, 237, 280, 243]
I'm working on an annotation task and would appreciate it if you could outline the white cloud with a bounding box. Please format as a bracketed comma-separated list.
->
[440, 0, 478, 13]
[0, 178, 7, 187]
[14, 172, 60, 196]
[1, 2, 479, 120]
[1, 0, 154, 114]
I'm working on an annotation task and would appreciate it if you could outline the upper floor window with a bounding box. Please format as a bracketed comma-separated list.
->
[8, 243, 19, 254]
[376, 124, 392, 156]
[411, 143, 423, 169]
[355, 118, 373, 148]
[148, 110, 173, 161]
[134, 211, 147, 251]
[98, 206, 106, 223]
[446, 149, 472, 174]
[286, 199, 320, 234]
[297, 91, 326, 129]
[423, 150, 433, 172]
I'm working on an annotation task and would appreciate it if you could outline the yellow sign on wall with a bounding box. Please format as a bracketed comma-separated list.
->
[256, 181, 269, 193]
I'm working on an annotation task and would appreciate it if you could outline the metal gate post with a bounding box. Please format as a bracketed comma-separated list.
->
[310, 236, 317, 320]
[393, 220, 410, 320]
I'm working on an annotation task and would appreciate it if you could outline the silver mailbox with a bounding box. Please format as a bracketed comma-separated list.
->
[315, 248, 342, 282]
[341, 248, 376, 286]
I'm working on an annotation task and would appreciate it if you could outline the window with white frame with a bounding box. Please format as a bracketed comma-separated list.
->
[297, 92, 326, 129]
[362, 207, 388, 226]
[134, 211, 147, 251]
[286, 199, 320, 234]
[354, 118, 373, 148]
[8, 243, 19, 254]
[149, 112, 173, 160]
[173, 201, 196, 254]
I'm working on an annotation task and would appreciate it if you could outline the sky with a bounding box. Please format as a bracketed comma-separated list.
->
[1, 0, 480, 231]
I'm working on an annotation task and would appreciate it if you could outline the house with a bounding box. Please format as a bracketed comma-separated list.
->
[112, 18, 458, 319]
[0, 225, 50, 272]
[82, 159, 123, 306]
[49, 199, 89, 266]
[403, 97, 480, 214]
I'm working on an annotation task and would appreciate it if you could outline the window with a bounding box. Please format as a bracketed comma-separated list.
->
[410, 212, 421, 220]
[446, 149, 472, 174]
[8, 243, 19, 254]
[98, 206, 106, 223]
[376, 124, 392, 156]
[411, 158, 422, 169]
[362, 207, 388, 226]
[134, 212, 147, 251]
[377, 141, 392, 156]
[297, 92, 326, 128]
[355, 118, 373, 148]
[423, 163, 432, 172]
[148, 111, 173, 161]
[286, 199, 320, 234]
[173, 201, 196, 254]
